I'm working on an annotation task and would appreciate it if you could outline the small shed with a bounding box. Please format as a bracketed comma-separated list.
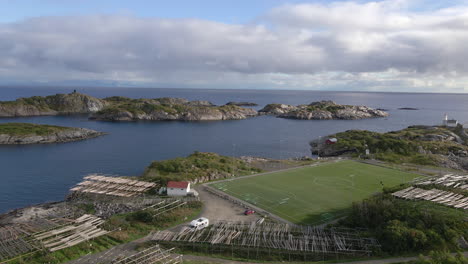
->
[326, 138, 338, 144]
[443, 114, 459, 127]
[167, 181, 191, 196]
[446, 119, 458, 127]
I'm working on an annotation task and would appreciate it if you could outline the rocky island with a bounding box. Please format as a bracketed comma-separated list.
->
[1, 93, 391, 121]
[259, 100, 388, 120]
[310, 125, 468, 170]
[0, 123, 105, 144]
[90, 96, 257, 121]
[0, 93, 258, 121]
[0, 92, 107, 117]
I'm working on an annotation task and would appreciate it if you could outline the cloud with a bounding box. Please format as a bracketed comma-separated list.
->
[0, 1, 467, 92]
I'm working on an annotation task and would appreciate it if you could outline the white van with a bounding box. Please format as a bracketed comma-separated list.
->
[190, 217, 209, 229]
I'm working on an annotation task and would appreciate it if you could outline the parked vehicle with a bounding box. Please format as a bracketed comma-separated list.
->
[190, 217, 209, 229]
[244, 209, 255, 215]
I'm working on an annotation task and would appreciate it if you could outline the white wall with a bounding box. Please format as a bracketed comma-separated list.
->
[167, 183, 190, 196]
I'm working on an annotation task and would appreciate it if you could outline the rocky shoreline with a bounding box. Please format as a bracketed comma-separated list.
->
[225, 101, 258, 106]
[0, 125, 105, 144]
[310, 125, 468, 171]
[0, 93, 390, 121]
[90, 102, 257, 121]
[259, 100, 388, 120]
[0, 92, 107, 117]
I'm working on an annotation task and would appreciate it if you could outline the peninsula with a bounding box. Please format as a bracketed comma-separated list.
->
[0, 123, 105, 144]
[310, 125, 468, 170]
[259, 100, 388, 120]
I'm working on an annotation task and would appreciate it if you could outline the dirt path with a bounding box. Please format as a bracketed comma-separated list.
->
[68, 185, 260, 264]
[194, 186, 260, 223]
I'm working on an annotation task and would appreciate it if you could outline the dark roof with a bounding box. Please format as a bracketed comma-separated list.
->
[167, 181, 189, 188]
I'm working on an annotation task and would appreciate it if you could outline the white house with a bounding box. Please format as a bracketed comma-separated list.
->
[167, 181, 190, 196]
[443, 114, 459, 127]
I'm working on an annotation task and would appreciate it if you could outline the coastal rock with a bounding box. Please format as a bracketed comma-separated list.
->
[260, 100, 388, 120]
[310, 125, 468, 170]
[0, 128, 105, 144]
[280, 109, 333, 120]
[398, 107, 419, 110]
[259, 104, 297, 115]
[226, 102, 258, 106]
[152, 97, 189, 105]
[186, 100, 215, 107]
[0, 92, 107, 117]
[91, 98, 258, 121]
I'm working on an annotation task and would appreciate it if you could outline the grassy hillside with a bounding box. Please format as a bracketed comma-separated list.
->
[0, 123, 70, 136]
[340, 189, 468, 254]
[96, 96, 242, 116]
[316, 125, 468, 165]
[142, 152, 262, 183]
[0, 92, 106, 113]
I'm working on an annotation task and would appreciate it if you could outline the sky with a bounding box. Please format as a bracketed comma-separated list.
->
[1, 0, 468, 92]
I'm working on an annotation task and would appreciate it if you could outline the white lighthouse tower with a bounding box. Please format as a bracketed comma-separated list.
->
[443, 113, 448, 126]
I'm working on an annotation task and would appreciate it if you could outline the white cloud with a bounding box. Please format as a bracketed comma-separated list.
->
[0, 1, 467, 92]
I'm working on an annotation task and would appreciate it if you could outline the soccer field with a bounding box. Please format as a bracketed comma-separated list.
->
[210, 160, 421, 224]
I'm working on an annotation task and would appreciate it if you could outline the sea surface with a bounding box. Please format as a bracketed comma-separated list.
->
[0, 87, 467, 213]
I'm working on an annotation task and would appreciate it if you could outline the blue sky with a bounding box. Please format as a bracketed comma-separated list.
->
[3, 0, 465, 23]
[2, 0, 295, 23]
[1, 0, 468, 92]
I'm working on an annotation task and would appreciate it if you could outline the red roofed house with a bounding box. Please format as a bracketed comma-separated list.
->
[167, 181, 191, 196]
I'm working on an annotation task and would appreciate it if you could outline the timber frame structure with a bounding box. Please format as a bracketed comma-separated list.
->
[111, 244, 182, 264]
[151, 221, 380, 261]
[70, 174, 157, 197]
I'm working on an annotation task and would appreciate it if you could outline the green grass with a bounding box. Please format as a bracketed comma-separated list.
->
[143, 152, 261, 183]
[0, 123, 70, 136]
[210, 160, 421, 225]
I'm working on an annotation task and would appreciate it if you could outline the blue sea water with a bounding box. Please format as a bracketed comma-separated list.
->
[0, 87, 467, 213]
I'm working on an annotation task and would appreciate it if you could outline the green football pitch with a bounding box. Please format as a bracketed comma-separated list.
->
[210, 160, 421, 224]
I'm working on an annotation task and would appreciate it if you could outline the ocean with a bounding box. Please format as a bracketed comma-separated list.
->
[0, 87, 467, 213]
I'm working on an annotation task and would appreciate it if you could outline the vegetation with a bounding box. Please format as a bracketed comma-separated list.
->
[96, 96, 229, 117]
[96, 98, 181, 116]
[402, 251, 467, 264]
[143, 152, 262, 183]
[306, 102, 346, 113]
[321, 126, 468, 166]
[339, 189, 468, 255]
[0, 92, 101, 112]
[9, 201, 202, 264]
[0, 123, 70, 136]
[210, 160, 420, 224]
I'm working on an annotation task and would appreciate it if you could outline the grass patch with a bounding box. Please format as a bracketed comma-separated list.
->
[210, 160, 420, 224]
[0, 123, 71, 136]
[143, 152, 262, 184]
[316, 126, 468, 166]
[340, 192, 468, 254]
